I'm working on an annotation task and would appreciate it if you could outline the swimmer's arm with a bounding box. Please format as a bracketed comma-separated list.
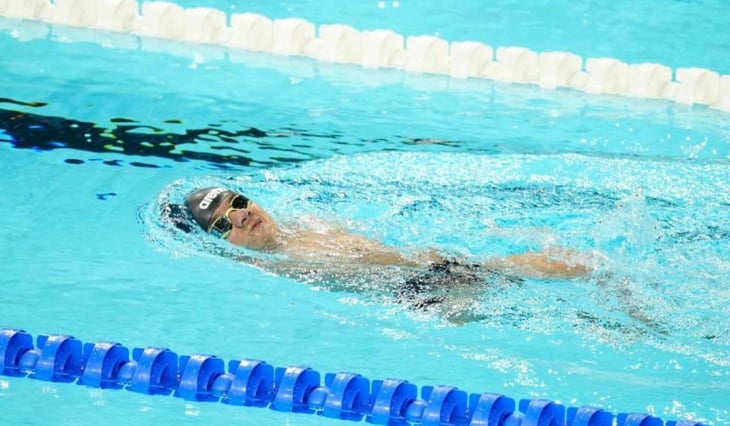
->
[483, 249, 594, 279]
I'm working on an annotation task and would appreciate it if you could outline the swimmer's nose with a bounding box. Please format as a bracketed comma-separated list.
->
[230, 208, 250, 227]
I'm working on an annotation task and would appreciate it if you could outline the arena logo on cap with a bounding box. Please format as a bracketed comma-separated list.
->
[199, 188, 226, 209]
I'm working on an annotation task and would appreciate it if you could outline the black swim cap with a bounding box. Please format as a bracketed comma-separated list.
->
[185, 187, 235, 232]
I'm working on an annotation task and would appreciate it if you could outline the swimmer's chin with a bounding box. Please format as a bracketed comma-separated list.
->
[253, 225, 284, 251]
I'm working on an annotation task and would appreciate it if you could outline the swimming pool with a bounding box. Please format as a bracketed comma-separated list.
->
[1, 0, 729, 425]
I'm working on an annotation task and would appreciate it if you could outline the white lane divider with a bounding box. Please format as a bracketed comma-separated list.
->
[1, 0, 728, 112]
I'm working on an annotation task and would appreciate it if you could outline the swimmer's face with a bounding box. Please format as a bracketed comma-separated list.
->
[209, 193, 279, 250]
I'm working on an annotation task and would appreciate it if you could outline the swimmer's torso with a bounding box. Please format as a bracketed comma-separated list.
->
[275, 227, 427, 266]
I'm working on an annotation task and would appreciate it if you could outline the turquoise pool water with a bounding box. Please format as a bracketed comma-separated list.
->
[1, 1, 729, 425]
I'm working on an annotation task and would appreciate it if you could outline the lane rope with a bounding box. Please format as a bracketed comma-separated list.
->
[0, 328, 704, 426]
[1, 0, 729, 112]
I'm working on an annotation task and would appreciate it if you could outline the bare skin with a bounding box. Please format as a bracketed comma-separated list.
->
[211, 193, 593, 279]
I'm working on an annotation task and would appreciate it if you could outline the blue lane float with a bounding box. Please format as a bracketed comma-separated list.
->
[0, 328, 705, 426]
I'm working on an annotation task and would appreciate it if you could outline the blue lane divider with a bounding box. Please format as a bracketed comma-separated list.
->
[0, 329, 705, 426]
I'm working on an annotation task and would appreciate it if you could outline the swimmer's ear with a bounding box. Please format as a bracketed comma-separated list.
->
[161, 202, 194, 233]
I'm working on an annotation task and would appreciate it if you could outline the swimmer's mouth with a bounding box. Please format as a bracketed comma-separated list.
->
[249, 217, 263, 232]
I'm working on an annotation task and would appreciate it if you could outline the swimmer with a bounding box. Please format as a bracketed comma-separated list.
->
[179, 187, 593, 280]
